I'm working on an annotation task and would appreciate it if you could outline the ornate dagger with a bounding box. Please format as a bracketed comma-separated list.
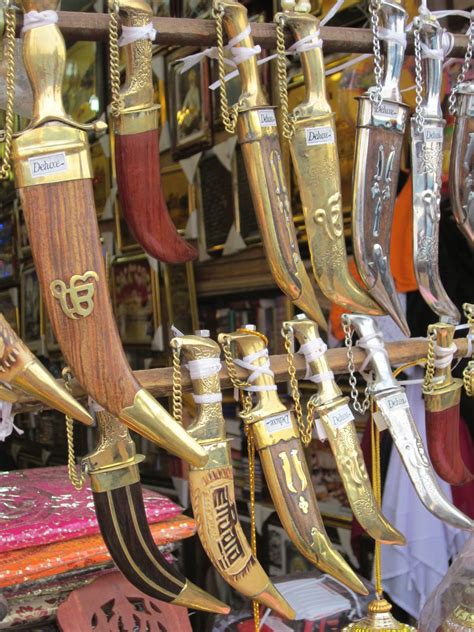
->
[12, 0, 207, 468]
[423, 323, 473, 485]
[213, 0, 327, 330]
[277, 5, 383, 315]
[83, 408, 230, 614]
[171, 331, 295, 620]
[218, 326, 368, 594]
[0, 313, 92, 424]
[284, 314, 405, 544]
[449, 11, 474, 250]
[351, 0, 410, 335]
[343, 313, 473, 530]
[450, 79, 474, 249]
[111, 0, 197, 264]
[411, 14, 460, 323]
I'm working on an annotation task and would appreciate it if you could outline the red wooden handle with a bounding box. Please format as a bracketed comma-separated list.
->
[115, 129, 197, 264]
[425, 405, 474, 486]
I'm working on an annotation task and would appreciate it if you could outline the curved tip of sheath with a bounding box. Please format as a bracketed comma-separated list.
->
[120, 388, 208, 468]
[258, 582, 296, 620]
[173, 580, 230, 614]
[311, 530, 368, 595]
[444, 506, 474, 531]
[12, 359, 93, 426]
[369, 520, 406, 546]
[303, 299, 328, 332]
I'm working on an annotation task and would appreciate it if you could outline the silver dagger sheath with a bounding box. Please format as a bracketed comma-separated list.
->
[352, 0, 410, 336]
[344, 314, 473, 531]
[411, 14, 460, 324]
[449, 80, 474, 249]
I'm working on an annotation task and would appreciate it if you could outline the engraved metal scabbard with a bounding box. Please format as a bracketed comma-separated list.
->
[423, 323, 473, 485]
[218, 327, 367, 595]
[284, 315, 404, 545]
[411, 15, 460, 324]
[345, 314, 473, 530]
[84, 409, 230, 614]
[172, 332, 295, 620]
[281, 10, 382, 315]
[0, 313, 92, 424]
[216, 0, 326, 330]
[352, 0, 410, 335]
[449, 81, 474, 249]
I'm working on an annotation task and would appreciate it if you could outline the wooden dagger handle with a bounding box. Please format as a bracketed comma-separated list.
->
[115, 130, 197, 264]
[425, 406, 474, 486]
[19, 179, 139, 415]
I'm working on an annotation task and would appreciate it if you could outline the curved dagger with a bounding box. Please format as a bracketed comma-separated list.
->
[84, 409, 229, 614]
[218, 327, 367, 594]
[284, 314, 404, 544]
[113, 0, 197, 264]
[423, 323, 473, 485]
[12, 0, 207, 468]
[344, 313, 473, 530]
[215, 0, 327, 330]
[351, 0, 410, 335]
[411, 14, 460, 324]
[449, 80, 474, 249]
[279, 7, 383, 315]
[0, 313, 92, 424]
[171, 331, 295, 620]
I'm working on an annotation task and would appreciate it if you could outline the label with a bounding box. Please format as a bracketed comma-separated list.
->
[384, 391, 409, 412]
[312, 418, 327, 442]
[264, 411, 292, 434]
[373, 411, 388, 432]
[305, 126, 335, 146]
[28, 152, 68, 178]
[423, 126, 443, 143]
[325, 404, 354, 430]
[376, 102, 399, 118]
[258, 109, 277, 127]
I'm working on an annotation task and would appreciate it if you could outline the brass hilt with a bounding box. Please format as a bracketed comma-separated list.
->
[214, 0, 267, 110]
[218, 327, 285, 423]
[278, 11, 330, 119]
[284, 315, 342, 408]
[424, 323, 462, 412]
[171, 331, 224, 443]
[83, 409, 144, 491]
[17, 0, 105, 133]
[427, 323, 457, 390]
[117, 0, 155, 111]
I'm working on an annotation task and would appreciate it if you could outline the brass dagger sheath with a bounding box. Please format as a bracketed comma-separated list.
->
[286, 315, 404, 545]
[282, 10, 383, 315]
[217, 0, 327, 330]
[173, 333, 295, 620]
[219, 328, 368, 595]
